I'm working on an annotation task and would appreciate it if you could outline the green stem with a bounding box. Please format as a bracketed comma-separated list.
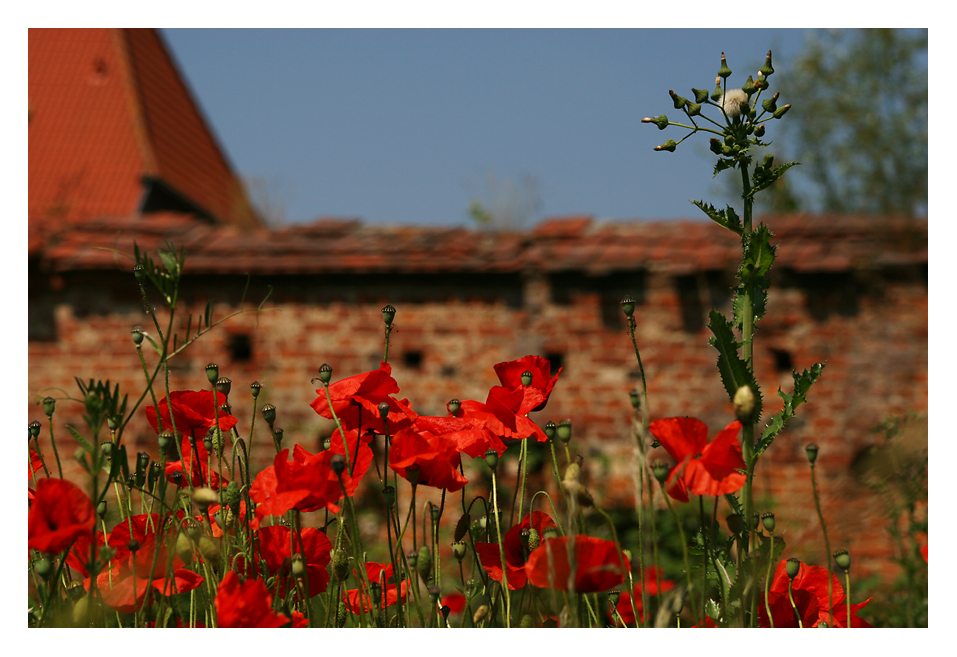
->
[844, 570, 851, 628]
[490, 469, 511, 627]
[46, 417, 63, 479]
[787, 579, 803, 628]
[765, 534, 775, 628]
[810, 462, 834, 627]
[663, 493, 699, 624]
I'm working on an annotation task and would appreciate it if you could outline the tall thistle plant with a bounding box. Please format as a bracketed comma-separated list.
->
[643, 51, 825, 627]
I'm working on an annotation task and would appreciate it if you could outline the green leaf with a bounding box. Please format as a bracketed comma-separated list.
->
[754, 362, 826, 462]
[739, 224, 777, 284]
[724, 492, 745, 518]
[713, 158, 735, 177]
[708, 310, 763, 419]
[747, 161, 799, 200]
[691, 200, 742, 235]
[65, 425, 96, 455]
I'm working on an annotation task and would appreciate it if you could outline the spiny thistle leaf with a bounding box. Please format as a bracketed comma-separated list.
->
[724, 492, 745, 519]
[713, 158, 735, 177]
[746, 161, 799, 200]
[754, 362, 826, 462]
[739, 224, 777, 285]
[691, 200, 742, 235]
[708, 310, 764, 420]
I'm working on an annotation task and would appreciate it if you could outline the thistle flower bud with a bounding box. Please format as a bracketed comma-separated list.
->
[755, 124, 765, 138]
[330, 453, 346, 477]
[711, 78, 723, 101]
[484, 450, 498, 471]
[42, 397, 56, 417]
[709, 137, 724, 155]
[261, 404, 276, 427]
[805, 443, 819, 464]
[691, 88, 710, 104]
[785, 558, 801, 580]
[742, 75, 756, 97]
[521, 370, 533, 386]
[544, 420, 557, 441]
[761, 512, 775, 533]
[250, 380, 263, 398]
[452, 541, 467, 561]
[651, 460, 670, 484]
[205, 362, 219, 385]
[718, 52, 732, 79]
[381, 304, 396, 326]
[686, 102, 702, 117]
[733, 385, 756, 423]
[333, 548, 349, 582]
[833, 549, 850, 571]
[669, 89, 687, 109]
[641, 114, 669, 130]
[654, 139, 677, 152]
[772, 104, 791, 119]
[557, 419, 572, 443]
[760, 51, 774, 78]
[447, 399, 461, 416]
[29, 420, 41, 438]
[215, 377, 231, 396]
[131, 325, 145, 346]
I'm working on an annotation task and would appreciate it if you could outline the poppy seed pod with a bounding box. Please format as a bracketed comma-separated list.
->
[127, 539, 140, 554]
[521, 370, 533, 387]
[215, 377, 231, 396]
[97, 500, 107, 519]
[406, 550, 418, 569]
[378, 401, 391, 420]
[620, 295, 636, 318]
[100, 441, 113, 458]
[332, 548, 349, 582]
[447, 398, 461, 416]
[404, 462, 420, 485]
[205, 362, 219, 385]
[651, 460, 670, 484]
[148, 461, 161, 493]
[330, 453, 346, 477]
[35, 558, 54, 581]
[484, 450, 499, 471]
[219, 402, 231, 417]
[428, 584, 441, 604]
[272, 428, 284, 449]
[131, 325, 145, 346]
[107, 414, 120, 431]
[322, 436, 332, 451]
[726, 513, 744, 536]
[544, 420, 557, 441]
[607, 589, 621, 607]
[785, 558, 801, 580]
[834, 549, 851, 571]
[734, 385, 756, 423]
[557, 419, 572, 443]
[29, 420, 42, 438]
[158, 430, 173, 452]
[291, 556, 306, 579]
[249, 381, 263, 400]
[805, 443, 819, 464]
[42, 397, 56, 417]
[381, 304, 396, 326]
[318, 363, 333, 385]
[761, 512, 775, 533]
[261, 404, 277, 427]
[203, 436, 213, 454]
[133, 264, 146, 281]
[452, 541, 467, 561]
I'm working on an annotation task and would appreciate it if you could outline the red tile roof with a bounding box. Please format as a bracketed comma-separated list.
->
[29, 28, 258, 232]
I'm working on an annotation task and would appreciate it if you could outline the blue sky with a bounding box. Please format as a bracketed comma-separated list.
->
[162, 29, 814, 227]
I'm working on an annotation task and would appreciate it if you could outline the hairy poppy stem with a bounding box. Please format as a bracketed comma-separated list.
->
[489, 470, 511, 626]
[787, 578, 803, 628]
[765, 533, 775, 627]
[809, 462, 834, 627]
[663, 492, 699, 624]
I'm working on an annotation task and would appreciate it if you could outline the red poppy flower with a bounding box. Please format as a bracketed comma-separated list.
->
[100, 566, 205, 614]
[921, 544, 928, 563]
[493, 355, 562, 413]
[250, 445, 359, 519]
[165, 435, 228, 490]
[388, 426, 468, 491]
[66, 529, 107, 579]
[524, 535, 630, 593]
[29, 449, 44, 479]
[758, 559, 872, 628]
[441, 591, 467, 615]
[475, 511, 556, 590]
[254, 524, 333, 598]
[649, 417, 746, 502]
[415, 408, 508, 459]
[216, 570, 290, 628]
[28, 478, 96, 554]
[611, 566, 675, 626]
[328, 425, 375, 482]
[343, 562, 408, 614]
[693, 617, 719, 627]
[146, 389, 238, 438]
[310, 361, 416, 435]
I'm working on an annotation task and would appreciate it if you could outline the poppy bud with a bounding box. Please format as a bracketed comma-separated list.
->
[818, 621, 829, 628]
[175, 531, 194, 564]
[106, 414, 120, 432]
[452, 541, 467, 561]
[718, 52, 732, 79]
[557, 419, 572, 443]
[35, 558, 53, 581]
[404, 462, 420, 485]
[726, 513, 744, 536]
[785, 558, 801, 580]
[261, 404, 276, 427]
[332, 548, 349, 582]
[563, 461, 581, 486]
[272, 428, 284, 449]
[520, 614, 534, 628]
[527, 528, 540, 552]
[772, 104, 791, 119]
[126, 474, 137, 489]
[543, 526, 560, 541]
[127, 539, 140, 554]
[692, 87, 710, 104]
[447, 399, 461, 416]
[521, 370, 533, 386]
[148, 462, 161, 493]
[100, 441, 113, 458]
[158, 430, 173, 452]
[760, 51, 774, 78]
[291, 556, 306, 579]
[42, 397, 56, 417]
[620, 295, 636, 318]
[406, 550, 418, 569]
[833, 549, 850, 571]
[608, 589, 621, 607]
[654, 139, 677, 153]
[453, 513, 471, 542]
[669, 89, 687, 109]
[29, 420, 41, 438]
[544, 421, 557, 441]
[629, 388, 640, 411]
[205, 363, 219, 385]
[375, 401, 390, 420]
[197, 535, 220, 567]
[733, 385, 756, 423]
[317, 364, 333, 385]
[249, 381, 263, 400]
[761, 512, 775, 533]
[473, 599, 490, 625]
[651, 460, 670, 484]
[805, 443, 819, 464]
[192, 487, 218, 509]
[484, 450, 498, 471]
[215, 377, 231, 396]
[96, 500, 107, 519]
[381, 304, 396, 327]
[203, 436, 213, 454]
[428, 584, 441, 604]
[131, 325, 145, 346]
[330, 453, 346, 477]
